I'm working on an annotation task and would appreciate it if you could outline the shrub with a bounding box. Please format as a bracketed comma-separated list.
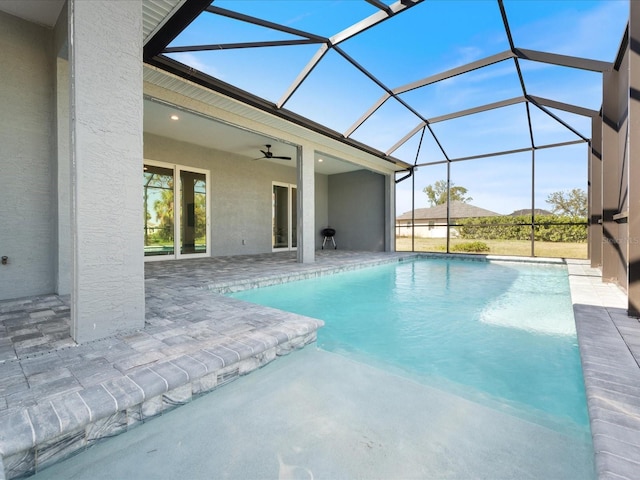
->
[450, 241, 490, 253]
[457, 215, 587, 242]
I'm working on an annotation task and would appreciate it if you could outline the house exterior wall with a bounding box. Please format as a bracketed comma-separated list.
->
[396, 222, 448, 238]
[395, 221, 461, 239]
[0, 12, 55, 301]
[144, 133, 330, 256]
[315, 173, 329, 249]
[143, 85, 394, 258]
[0, 6, 394, 309]
[328, 170, 385, 251]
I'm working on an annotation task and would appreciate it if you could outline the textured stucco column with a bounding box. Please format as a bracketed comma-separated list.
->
[385, 174, 396, 252]
[629, 0, 640, 315]
[297, 145, 315, 263]
[69, 0, 144, 342]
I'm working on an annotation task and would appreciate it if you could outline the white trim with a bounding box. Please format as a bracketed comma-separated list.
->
[177, 164, 211, 259]
[272, 182, 297, 252]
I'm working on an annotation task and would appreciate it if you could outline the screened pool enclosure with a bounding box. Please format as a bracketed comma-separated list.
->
[140, 0, 640, 313]
[144, 0, 627, 260]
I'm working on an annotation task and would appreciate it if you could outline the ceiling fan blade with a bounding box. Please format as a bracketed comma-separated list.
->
[254, 145, 290, 160]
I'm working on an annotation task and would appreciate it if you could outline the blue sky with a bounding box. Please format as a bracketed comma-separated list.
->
[167, 0, 628, 215]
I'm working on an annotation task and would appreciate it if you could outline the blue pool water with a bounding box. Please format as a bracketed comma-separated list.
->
[231, 257, 589, 429]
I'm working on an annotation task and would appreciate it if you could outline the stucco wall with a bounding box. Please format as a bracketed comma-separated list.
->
[328, 170, 385, 251]
[144, 133, 328, 256]
[0, 12, 55, 301]
[315, 174, 329, 248]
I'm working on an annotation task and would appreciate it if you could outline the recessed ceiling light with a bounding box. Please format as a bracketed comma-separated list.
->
[318, 158, 324, 162]
[170, 114, 179, 121]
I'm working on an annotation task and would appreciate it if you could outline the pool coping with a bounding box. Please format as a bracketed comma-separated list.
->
[1, 252, 638, 479]
[565, 260, 640, 480]
[0, 328, 322, 480]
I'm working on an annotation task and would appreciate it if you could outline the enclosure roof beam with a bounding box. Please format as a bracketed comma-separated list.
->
[330, 0, 423, 46]
[527, 95, 599, 118]
[164, 39, 322, 53]
[205, 5, 326, 42]
[514, 48, 613, 73]
[428, 96, 526, 124]
[415, 138, 586, 167]
[392, 50, 515, 95]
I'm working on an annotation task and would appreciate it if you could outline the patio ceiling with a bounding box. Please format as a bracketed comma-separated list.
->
[0, 0, 65, 27]
[143, 0, 628, 172]
[143, 96, 362, 175]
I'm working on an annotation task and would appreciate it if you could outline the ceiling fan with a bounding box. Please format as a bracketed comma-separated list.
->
[254, 144, 292, 161]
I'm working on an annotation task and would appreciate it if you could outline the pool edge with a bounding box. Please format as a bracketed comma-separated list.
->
[567, 260, 640, 480]
[0, 322, 322, 479]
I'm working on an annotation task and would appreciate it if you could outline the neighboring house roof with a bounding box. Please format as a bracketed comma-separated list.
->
[509, 208, 553, 216]
[396, 201, 500, 221]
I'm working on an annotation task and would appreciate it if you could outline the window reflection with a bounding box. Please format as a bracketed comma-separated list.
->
[144, 165, 175, 256]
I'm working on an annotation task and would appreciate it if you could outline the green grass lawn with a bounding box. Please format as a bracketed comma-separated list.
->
[395, 236, 587, 259]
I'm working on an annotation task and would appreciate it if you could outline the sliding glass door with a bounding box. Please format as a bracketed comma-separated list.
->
[144, 161, 210, 260]
[272, 182, 297, 251]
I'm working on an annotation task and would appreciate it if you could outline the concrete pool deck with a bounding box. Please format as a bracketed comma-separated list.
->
[0, 251, 638, 479]
[565, 259, 640, 480]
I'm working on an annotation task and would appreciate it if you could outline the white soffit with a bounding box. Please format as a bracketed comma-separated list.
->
[143, 65, 408, 174]
[0, 0, 183, 38]
[143, 0, 185, 43]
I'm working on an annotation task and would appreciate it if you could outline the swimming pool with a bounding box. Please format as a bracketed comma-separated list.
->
[29, 255, 596, 480]
[231, 257, 590, 430]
